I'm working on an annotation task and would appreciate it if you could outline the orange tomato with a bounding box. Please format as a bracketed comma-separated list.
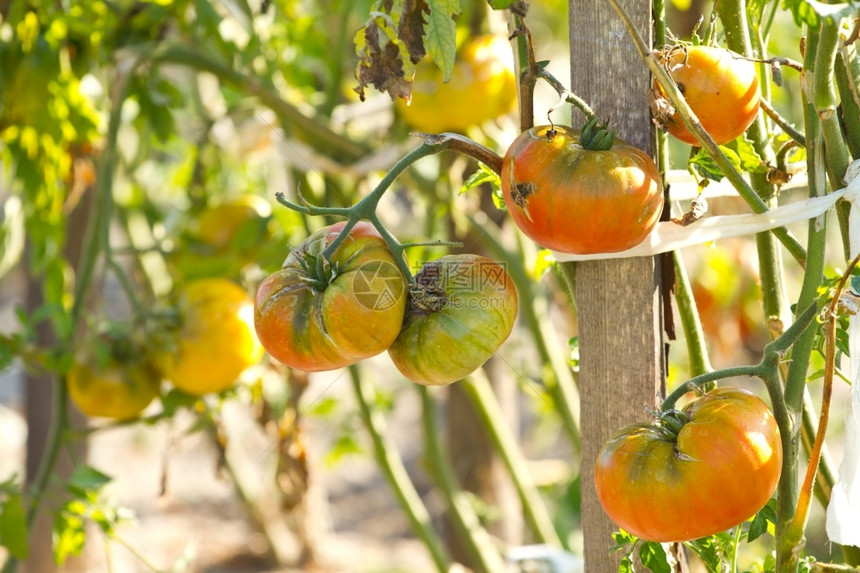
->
[657, 45, 760, 145]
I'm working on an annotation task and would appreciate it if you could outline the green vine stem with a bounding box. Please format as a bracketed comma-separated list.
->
[510, 11, 536, 132]
[419, 386, 507, 573]
[604, 0, 808, 267]
[779, 23, 832, 570]
[274, 132, 503, 283]
[835, 41, 860, 159]
[672, 251, 713, 377]
[536, 68, 597, 124]
[461, 369, 565, 549]
[760, 97, 807, 147]
[348, 366, 451, 573]
[716, 0, 790, 342]
[464, 213, 582, 451]
[784, 254, 860, 561]
[0, 49, 140, 573]
[815, 16, 853, 259]
[660, 297, 823, 413]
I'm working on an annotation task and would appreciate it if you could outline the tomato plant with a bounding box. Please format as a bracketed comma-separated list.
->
[155, 278, 262, 396]
[501, 121, 664, 254]
[68, 351, 161, 421]
[396, 34, 517, 134]
[254, 221, 408, 372]
[655, 45, 761, 146]
[594, 387, 782, 543]
[388, 254, 518, 386]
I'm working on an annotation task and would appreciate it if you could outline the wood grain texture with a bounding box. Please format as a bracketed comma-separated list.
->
[568, 1, 666, 569]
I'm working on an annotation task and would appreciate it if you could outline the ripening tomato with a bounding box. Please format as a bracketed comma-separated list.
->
[388, 254, 518, 386]
[594, 387, 782, 542]
[156, 278, 263, 395]
[68, 353, 161, 420]
[656, 45, 761, 145]
[396, 35, 517, 133]
[255, 221, 408, 371]
[501, 123, 664, 254]
[193, 194, 272, 249]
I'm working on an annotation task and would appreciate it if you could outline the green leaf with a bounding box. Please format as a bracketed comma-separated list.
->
[684, 532, 733, 573]
[325, 434, 365, 467]
[639, 541, 671, 573]
[488, 0, 517, 8]
[0, 494, 29, 559]
[460, 162, 501, 195]
[781, 0, 819, 26]
[689, 146, 743, 182]
[424, 0, 461, 82]
[67, 466, 111, 499]
[611, 529, 637, 551]
[618, 556, 634, 573]
[725, 136, 767, 174]
[747, 500, 777, 542]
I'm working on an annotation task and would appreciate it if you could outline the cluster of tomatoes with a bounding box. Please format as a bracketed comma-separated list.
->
[69, 31, 775, 545]
[398, 35, 775, 543]
[254, 221, 519, 386]
[68, 276, 263, 420]
[67, 196, 275, 421]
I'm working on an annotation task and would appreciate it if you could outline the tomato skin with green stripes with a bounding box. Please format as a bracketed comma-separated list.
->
[388, 254, 518, 386]
[254, 221, 407, 371]
[501, 124, 664, 255]
[594, 387, 782, 542]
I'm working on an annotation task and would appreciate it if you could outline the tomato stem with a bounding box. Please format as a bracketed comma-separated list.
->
[785, 253, 860, 553]
[349, 367, 452, 572]
[605, 0, 808, 267]
[660, 298, 824, 412]
[275, 133, 503, 285]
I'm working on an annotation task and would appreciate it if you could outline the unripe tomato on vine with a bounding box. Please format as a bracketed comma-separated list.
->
[654, 44, 761, 146]
[254, 221, 408, 372]
[388, 254, 518, 386]
[594, 387, 782, 542]
[501, 120, 664, 254]
[396, 35, 517, 133]
[68, 334, 162, 420]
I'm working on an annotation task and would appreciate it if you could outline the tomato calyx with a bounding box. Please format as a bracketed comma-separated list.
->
[408, 261, 448, 313]
[295, 247, 341, 292]
[659, 408, 690, 438]
[578, 116, 616, 151]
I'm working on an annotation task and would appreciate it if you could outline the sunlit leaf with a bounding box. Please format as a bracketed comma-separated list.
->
[424, 0, 461, 82]
[638, 541, 671, 573]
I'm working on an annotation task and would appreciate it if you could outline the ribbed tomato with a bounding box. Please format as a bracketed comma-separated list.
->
[501, 123, 664, 254]
[594, 387, 782, 542]
[255, 221, 407, 371]
[388, 254, 518, 386]
[657, 45, 761, 145]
